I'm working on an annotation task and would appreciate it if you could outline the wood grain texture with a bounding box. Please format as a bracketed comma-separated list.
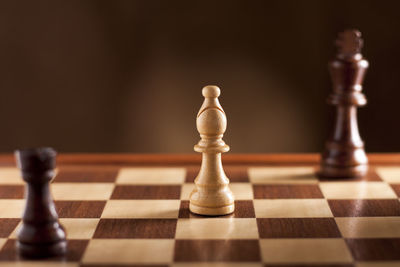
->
[54, 167, 118, 183]
[0, 161, 398, 265]
[93, 219, 177, 239]
[346, 238, 400, 261]
[328, 199, 400, 217]
[391, 184, 400, 197]
[318, 169, 382, 182]
[111, 185, 181, 199]
[0, 185, 24, 199]
[0, 239, 88, 261]
[257, 218, 341, 238]
[174, 240, 261, 262]
[0, 219, 20, 238]
[55, 201, 106, 218]
[253, 185, 324, 199]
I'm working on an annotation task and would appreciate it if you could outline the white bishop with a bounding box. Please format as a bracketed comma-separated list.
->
[189, 85, 235, 215]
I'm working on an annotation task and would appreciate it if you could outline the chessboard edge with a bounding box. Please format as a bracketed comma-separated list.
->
[0, 153, 399, 166]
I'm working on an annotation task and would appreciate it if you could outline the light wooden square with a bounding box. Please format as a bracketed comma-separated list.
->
[319, 182, 397, 199]
[254, 199, 333, 218]
[176, 218, 258, 239]
[260, 239, 352, 263]
[60, 218, 99, 239]
[229, 183, 254, 200]
[82, 239, 174, 264]
[0, 168, 24, 185]
[376, 167, 400, 183]
[116, 167, 186, 185]
[102, 200, 180, 218]
[52, 183, 114, 200]
[180, 183, 194, 200]
[248, 167, 317, 184]
[9, 221, 20, 238]
[336, 217, 400, 238]
[0, 199, 25, 218]
[180, 183, 253, 200]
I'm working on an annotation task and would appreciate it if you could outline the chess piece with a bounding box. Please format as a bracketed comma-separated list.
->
[15, 147, 67, 258]
[189, 85, 235, 215]
[319, 29, 369, 178]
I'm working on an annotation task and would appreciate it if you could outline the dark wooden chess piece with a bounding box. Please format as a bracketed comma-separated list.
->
[15, 147, 67, 258]
[319, 29, 369, 178]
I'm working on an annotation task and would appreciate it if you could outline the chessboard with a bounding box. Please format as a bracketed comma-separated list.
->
[0, 154, 399, 267]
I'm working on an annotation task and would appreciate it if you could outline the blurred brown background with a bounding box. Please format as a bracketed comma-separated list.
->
[0, 0, 399, 153]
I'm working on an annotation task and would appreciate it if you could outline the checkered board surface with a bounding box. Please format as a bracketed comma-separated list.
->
[0, 165, 399, 267]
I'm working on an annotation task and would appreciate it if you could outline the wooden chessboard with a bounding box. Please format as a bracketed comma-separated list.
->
[0, 154, 399, 267]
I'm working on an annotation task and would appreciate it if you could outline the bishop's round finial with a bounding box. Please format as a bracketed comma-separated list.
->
[202, 85, 220, 98]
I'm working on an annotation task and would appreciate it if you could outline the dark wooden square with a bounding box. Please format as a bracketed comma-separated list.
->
[346, 238, 400, 261]
[0, 186, 24, 199]
[0, 219, 20, 238]
[328, 199, 400, 217]
[225, 166, 250, 182]
[185, 166, 200, 183]
[0, 239, 88, 261]
[93, 219, 177, 238]
[111, 185, 181, 199]
[185, 166, 249, 183]
[174, 240, 260, 262]
[253, 185, 324, 199]
[64, 239, 89, 261]
[391, 184, 400, 197]
[178, 200, 255, 218]
[0, 239, 23, 261]
[54, 167, 118, 183]
[55, 201, 106, 218]
[257, 218, 341, 238]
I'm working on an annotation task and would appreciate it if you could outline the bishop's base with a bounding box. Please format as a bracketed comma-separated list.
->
[318, 163, 368, 179]
[189, 202, 235, 216]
